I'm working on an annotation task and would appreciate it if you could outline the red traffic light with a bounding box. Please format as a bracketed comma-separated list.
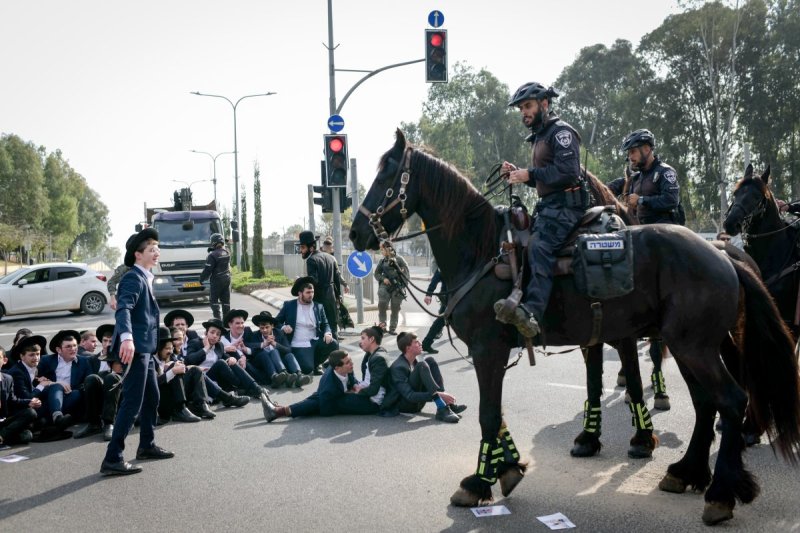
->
[430, 33, 444, 47]
[328, 137, 344, 153]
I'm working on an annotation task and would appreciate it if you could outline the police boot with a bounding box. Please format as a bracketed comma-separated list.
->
[210, 303, 221, 320]
[494, 299, 540, 338]
[222, 303, 231, 317]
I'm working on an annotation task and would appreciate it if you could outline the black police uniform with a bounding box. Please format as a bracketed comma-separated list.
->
[305, 250, 343, 338]
[607, 157, 680, 224]
[522, 112, 585, 320]
[200, 245, 231, 319]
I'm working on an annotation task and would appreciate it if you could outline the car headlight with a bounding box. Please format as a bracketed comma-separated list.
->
[154, 277, 167, 284]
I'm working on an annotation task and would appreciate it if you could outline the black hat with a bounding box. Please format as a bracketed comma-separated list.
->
[202, 318, 226, 333]
[10, 334, 47, 360]
[95, 324, 115, 342]
[291, 276, 317, 296]
[164, 309, 195, 328]
[124, 227, 159, 267]
[49, 330, 81, 355]
[252, 311, 278, 326]
[298, 230, 318, 247]
[223, 309, 249, 325]
[157, 326, 175, 343]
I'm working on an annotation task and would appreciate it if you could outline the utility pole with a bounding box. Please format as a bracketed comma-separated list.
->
[326, 0, 343, 266]
[351, 157, 364, 324]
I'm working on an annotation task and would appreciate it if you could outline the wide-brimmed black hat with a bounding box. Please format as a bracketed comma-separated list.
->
[202, 318, 226, 333]
[252, 311, 278, 326]
[124, 227, 159, 267]
[156, 326, 176, 352]
[298, 230, 318, 247]
[223, 309, 249, 325]
[164, 309, 195, 328]
[10, 334, 47, 359]
[291, 276, 317, 296]
[49, 330, 81, 354]
[95, 324, 115, 342]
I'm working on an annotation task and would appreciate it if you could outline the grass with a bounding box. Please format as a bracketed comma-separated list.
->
[231, 268, 292, 294]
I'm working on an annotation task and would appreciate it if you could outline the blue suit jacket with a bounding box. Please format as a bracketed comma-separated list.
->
[275, 299, 331, 343]
[7, 361, 41, 400]
[1, 371, 32, 416]
[303, 366, 356, 417]
[37, 354, 95, 389]
[111, 266, 160, 355]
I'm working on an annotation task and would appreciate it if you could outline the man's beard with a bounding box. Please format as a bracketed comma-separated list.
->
[301, 249, 311, 259]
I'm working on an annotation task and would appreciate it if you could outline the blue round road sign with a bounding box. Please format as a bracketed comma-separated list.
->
[347, 251, 373, 279]
[327, 114, 345, 133]
[428, 10, 444, 28]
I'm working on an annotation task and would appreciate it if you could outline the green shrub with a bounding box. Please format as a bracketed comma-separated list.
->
[231, 267, 292, 294]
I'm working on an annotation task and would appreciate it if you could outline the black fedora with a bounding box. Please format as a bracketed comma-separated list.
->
[49, 330, 81, 355]
[95, 324, 115, 342]
[124, 227, 159, 267]
[291, 276, 317, 297]
[10, 334, 48, 360]
[202, 318, 226, 333]
[252, 311, 278, 327]
[164, 309, 195, 328]
[223, 309, 249, 326]
[298, 230, 318, 247]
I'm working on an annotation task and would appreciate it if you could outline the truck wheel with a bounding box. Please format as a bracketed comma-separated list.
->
[80, 292, 106, 315]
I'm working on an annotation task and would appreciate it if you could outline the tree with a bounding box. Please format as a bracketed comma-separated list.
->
[283, 224, 303, 241]
[265, 231, 281, 252]
[251, 163, 265, 278]
[240, 185, 250, 272]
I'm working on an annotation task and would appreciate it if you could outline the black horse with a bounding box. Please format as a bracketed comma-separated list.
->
[350, 131, 800, 525]
[723, 164, 800, 342]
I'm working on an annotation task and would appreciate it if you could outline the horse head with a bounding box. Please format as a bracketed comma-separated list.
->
[723, 163, 773, 237]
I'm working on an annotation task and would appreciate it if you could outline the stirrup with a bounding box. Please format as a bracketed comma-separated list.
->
[494, 300, 540, 338]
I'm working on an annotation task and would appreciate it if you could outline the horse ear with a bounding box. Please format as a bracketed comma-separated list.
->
[762, 165, 771, 184]
[744, 163, 753, 180]
[394, 128, 407, 150]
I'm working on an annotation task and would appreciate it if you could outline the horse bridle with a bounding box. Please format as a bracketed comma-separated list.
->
[358, 147, 413, 244]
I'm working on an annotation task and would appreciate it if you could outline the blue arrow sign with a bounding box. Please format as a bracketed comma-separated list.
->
[327, 114, 345, 133]
[428, 10, 444, 28]
[347, 251, 373, 279]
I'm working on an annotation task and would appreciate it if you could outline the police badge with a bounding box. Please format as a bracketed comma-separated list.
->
[555, 130, 572, 148]
[664, 169, 677, 183]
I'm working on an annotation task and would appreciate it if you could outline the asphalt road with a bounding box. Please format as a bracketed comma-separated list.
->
[1, 294, 799, 532]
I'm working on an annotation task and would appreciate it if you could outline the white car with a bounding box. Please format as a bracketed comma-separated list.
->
[0, 262, 110, 319]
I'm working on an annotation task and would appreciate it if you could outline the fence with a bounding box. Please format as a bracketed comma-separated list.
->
[263, 253, 375, 303]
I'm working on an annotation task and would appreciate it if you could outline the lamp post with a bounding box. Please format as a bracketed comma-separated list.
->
[189, 150, 233, 207]
[190, 91, 276, 267]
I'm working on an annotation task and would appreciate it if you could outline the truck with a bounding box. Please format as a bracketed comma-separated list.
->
[137, 188, 224, 304]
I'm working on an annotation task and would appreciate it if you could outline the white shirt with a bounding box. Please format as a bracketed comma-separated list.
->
[56, 355, 73, 385]
[199, 344, 220, 370]
[25, 364, 44, 391]
[222, 332, 251, 356]
[361, 361, 386, 405]
[291, 302, 317, 348]
[157, 359, 176, 382]
[334, 370, 349, 391]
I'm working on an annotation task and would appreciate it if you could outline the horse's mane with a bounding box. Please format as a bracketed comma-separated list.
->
[733, 174, 772, 200]
[583, 168, 636, 224]
[408, 148, 498, 261]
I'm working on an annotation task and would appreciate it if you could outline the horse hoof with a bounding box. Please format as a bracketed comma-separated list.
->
[571, 441, 601, 458]
[627, 444, 653, 459]
[653, 394, 671, 411]
[744, 432, 761, 447]
[624, 392, 631, 404]
[499, 461, 528, 497]
[616, 373, 627, 387]
[702, 501, 734, 525]
[450, 487, 493, 507]
[658, 473, 687, 494]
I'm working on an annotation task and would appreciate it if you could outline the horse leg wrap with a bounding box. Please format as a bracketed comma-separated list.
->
[475, 439, 502, 484]
[498, 427, 520, 463]
[651, 371, 667, 395]
[629, 401, 654, 431]
[583, 400, 602, 434]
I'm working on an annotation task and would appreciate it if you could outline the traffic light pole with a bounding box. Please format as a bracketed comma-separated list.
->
[307, 184, 316, 233]
[350, 157, 363, 324]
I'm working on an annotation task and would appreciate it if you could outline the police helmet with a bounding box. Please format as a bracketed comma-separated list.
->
[621, 129, 656, 152]
[508, 82, 559, 107]
[210, 233, 224, 246]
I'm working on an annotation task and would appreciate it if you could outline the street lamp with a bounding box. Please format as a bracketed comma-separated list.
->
[189, 150, 234, 207]
[190, 90, 276, 267]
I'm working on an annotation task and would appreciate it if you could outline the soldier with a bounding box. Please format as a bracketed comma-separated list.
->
[107, 264, 130, 311]
[494, 81, 588, 338]
[200, 233, 232, 320]
[374, 242, 409, 335]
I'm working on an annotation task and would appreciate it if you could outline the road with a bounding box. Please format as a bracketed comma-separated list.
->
[1, 293, 799, 532]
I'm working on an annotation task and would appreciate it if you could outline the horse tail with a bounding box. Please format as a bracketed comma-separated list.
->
[732, 258, 800, 464]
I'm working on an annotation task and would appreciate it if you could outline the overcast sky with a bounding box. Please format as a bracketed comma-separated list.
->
[1, 0, 682, 255]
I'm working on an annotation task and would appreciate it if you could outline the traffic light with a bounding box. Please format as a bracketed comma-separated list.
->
[230, 218, 240, 243]
[313, 185, 333, 213]
[339, 188, 351, 212]
[324, 134, 348, 187]
[425, 29, 448, 83]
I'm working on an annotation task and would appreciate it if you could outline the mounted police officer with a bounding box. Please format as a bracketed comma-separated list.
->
[495, 81, 588, 338]
[607, 129, 682, 225]
[200, 233, 231, 320]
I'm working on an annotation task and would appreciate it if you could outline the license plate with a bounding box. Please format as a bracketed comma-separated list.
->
[183, 281, 202, 288]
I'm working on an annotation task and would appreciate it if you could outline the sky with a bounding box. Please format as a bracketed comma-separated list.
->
[1, 0, 683, 256]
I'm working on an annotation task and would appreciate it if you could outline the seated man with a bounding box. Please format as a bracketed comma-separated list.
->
[0, 349, 38, 447]
[381, 332, 466, 423]
[261, 349, 358, 422]
[184, 318, 266, 400]
[38, 330, 105, 439]
[340, 326, 393, 415]
[153, 327, 209, 422]
[164, 309, 200, 349]
[248, 311, 310, 388]
[275, 276, 339, 376]
[221, 309, 269, 386]
[78, 330, 99, 356]
[90, 323, 124, 441]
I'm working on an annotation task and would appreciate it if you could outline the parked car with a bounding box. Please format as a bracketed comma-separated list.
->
[0, 262, 109, 320]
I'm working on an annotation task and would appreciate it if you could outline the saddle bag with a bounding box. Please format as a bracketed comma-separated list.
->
[572, 230, 634, 300]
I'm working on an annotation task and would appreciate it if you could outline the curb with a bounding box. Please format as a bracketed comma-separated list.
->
[248, 288, 379, 313]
